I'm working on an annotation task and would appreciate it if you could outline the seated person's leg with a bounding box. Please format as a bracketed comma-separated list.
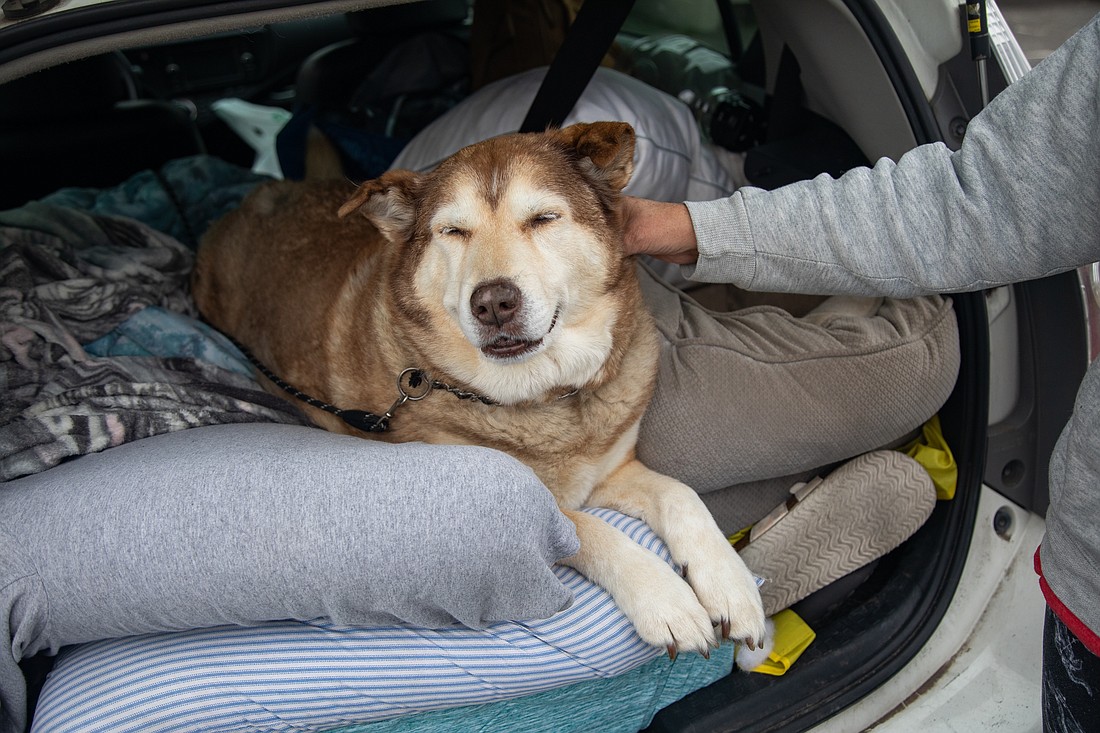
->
[633, 261, 953, 615]
[635, 260, 960, 494]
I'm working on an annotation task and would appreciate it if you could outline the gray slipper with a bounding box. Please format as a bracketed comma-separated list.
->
[735, 450, 937, 617]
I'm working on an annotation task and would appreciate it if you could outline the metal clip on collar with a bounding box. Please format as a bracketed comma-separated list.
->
[337, 368, 433, 433]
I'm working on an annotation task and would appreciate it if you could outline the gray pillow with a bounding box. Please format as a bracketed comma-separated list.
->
[0, 423, 578, 651]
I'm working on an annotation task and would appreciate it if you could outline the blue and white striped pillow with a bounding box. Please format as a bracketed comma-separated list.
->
[32, 508, 728, 733]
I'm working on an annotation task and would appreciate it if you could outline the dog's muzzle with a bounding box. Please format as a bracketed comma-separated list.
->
[470, 279, 558, 359]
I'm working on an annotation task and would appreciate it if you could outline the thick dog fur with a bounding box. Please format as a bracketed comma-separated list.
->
[193, 122, 766, 654]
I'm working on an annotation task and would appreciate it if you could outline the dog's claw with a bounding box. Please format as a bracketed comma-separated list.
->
[667, 644, 678, 661]
[745, 636, 757, 651]
[701, 647, 710, 660]
[679, 563, 688, 579]
[720, 618, 731, 640]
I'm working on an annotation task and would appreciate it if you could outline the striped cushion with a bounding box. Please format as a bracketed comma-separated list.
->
[32, 509, 728, 733]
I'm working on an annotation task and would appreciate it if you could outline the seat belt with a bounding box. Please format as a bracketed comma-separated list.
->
[518, 0, 636, 133]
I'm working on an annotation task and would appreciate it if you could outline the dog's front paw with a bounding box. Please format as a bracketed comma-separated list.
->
[618, 561, 719, 657]
[683, 543, 767, 650]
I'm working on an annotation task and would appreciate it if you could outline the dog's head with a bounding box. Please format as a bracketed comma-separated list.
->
[338, 121, 639, 405]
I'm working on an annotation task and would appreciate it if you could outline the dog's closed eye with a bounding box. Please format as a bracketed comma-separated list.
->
[529, 212, 561, 229]
[439, 226, 470, 239]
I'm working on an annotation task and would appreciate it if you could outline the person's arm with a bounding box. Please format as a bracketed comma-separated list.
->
[620, 197, 699, 264]
[625, 15, 1100, 298]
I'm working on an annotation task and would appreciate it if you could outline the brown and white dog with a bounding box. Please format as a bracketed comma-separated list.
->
[192, 121, 766, 655]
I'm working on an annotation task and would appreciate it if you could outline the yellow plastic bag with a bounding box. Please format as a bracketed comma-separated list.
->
[901, 414, 957, 500]
[744, 609, 816, 676]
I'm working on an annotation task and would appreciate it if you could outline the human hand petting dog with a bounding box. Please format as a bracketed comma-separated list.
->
[620, 195, 699, 264]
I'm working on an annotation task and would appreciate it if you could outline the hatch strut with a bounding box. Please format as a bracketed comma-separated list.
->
[966, 1, 991, 107]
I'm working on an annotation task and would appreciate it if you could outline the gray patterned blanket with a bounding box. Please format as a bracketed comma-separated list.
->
[0, 157, 309, 482]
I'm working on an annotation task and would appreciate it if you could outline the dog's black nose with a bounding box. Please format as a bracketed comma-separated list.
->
[471, 280, 522, 327]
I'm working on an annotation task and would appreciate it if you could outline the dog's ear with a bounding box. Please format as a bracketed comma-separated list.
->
[337, 170, 421, 240]
[555, 122, 636, 192]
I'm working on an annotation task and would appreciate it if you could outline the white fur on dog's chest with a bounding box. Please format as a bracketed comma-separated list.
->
[401, 395, 642, 510]
[553, 417, 642, 509]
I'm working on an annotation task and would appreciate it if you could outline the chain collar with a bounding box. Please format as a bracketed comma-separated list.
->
[226, 335, 575, 433]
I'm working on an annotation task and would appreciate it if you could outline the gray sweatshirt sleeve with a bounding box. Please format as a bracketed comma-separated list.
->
[684, 14, 1100, 297]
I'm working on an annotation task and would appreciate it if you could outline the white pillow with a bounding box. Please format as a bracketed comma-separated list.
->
[390, 66, 743, 202]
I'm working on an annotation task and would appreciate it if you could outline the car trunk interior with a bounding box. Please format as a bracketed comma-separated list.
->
[5, 0, 1072, 731]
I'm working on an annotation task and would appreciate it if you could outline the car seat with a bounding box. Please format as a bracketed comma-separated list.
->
[294, 0, 469, 125]
[0, 52, 204, 210]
